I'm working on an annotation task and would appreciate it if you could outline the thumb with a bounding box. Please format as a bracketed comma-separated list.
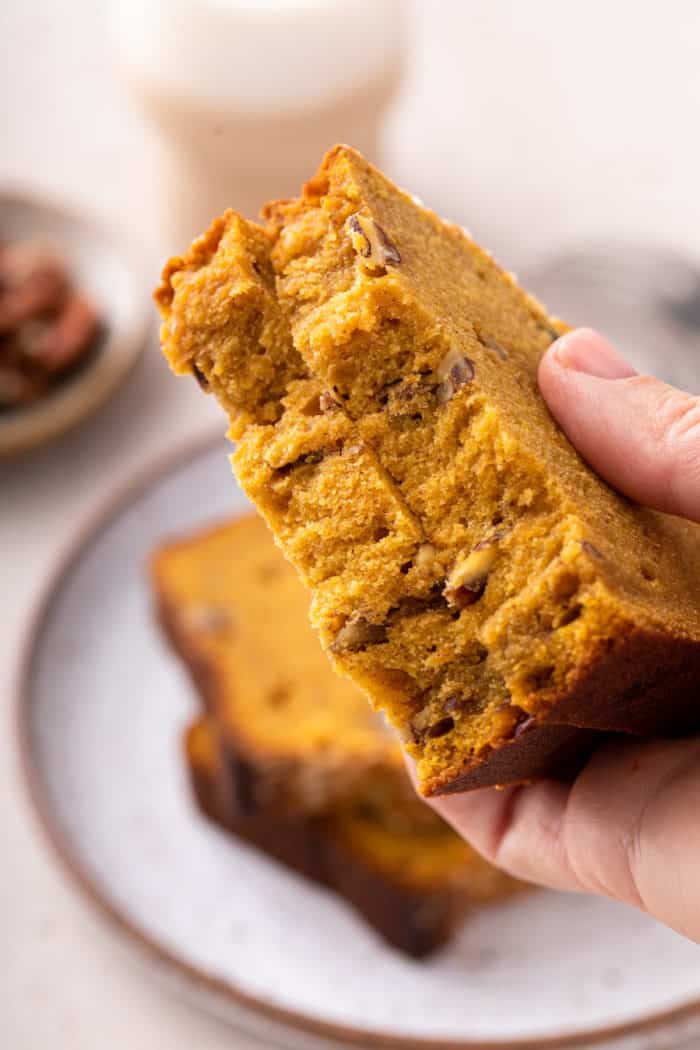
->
[538, 328, 700, 522]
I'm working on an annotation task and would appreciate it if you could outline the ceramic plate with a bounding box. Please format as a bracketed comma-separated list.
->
[0, 190, 150, 456]
[17, 438, 700, 1050]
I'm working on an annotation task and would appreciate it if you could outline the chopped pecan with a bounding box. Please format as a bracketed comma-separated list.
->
[329, 615, 388, 654]
[348, 214, 401, 272]
[15, 293, 98, 375]
[389, 586, 448, 620]
[272, 441, 344, 475]
[580, 540, 603, 560]
[319, 389, 340, 412]
[435, 347, 475, 404]
[192, 363, 209, 390]
[444, 537, 500, 609]
[0, 242, 68, 334]
[514, 714, 536, 738]
[414, 542, 436, 574]
[444, 693, 473, 715]
[425, 716, 455, 740]
[0, 364, 41, 406]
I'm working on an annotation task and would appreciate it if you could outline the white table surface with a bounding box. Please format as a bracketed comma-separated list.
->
[2, 2, 700, 1047]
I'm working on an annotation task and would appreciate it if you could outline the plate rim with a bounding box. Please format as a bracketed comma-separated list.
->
[13, 430, 700, 1050]
[0, 185, 151, 457]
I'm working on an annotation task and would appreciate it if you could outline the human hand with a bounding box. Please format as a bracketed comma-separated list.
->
[428, 328, 700, 942]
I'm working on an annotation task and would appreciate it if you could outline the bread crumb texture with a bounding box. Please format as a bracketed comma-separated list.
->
[156, 146, 700, 795]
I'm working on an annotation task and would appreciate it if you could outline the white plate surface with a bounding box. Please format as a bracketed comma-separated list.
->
[20, 440, 700, 1049]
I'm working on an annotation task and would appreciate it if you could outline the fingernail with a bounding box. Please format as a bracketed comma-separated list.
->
[551, 328, 637, 380]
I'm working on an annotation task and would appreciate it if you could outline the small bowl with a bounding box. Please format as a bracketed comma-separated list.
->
[0, 189, 150, 457]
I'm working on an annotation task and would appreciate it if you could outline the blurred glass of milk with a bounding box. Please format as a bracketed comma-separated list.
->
[110, 0, 405, 249]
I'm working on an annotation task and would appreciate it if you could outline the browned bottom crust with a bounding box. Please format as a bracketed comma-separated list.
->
[441, 626, 700, 794]
[537, 626, 700, 737]
[434, 721, 599, 794]
[186, 726, 470, 958]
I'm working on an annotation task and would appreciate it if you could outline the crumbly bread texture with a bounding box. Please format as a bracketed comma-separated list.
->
[185, 717, 519, 957]
[156, 146, 700, 796]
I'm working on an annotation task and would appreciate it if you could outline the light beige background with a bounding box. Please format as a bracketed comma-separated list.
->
[2, 2, 699, 1048]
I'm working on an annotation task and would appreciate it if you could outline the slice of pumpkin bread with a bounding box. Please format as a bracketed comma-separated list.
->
[152, 513, 412, 815]
[185, 717, 520, 958]
[156, 146, 700, 796]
